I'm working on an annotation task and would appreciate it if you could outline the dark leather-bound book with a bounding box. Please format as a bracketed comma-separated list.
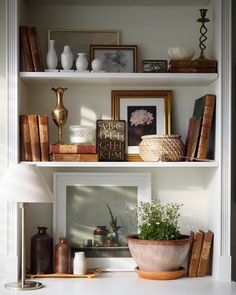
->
[185, 117, 202, 161]
[49, 144, 96, 154]
[19, 26, 34, 72]
[188, 231, 204, 277]
[20, 115, 32, 161]
[197, 230, 213, 277]
[27, 27, 44, 72]
[169, 67, 217, 73]
[28, 114, 41, 161]
[38, 115, 49, 161]
[169, 59, 217, 68]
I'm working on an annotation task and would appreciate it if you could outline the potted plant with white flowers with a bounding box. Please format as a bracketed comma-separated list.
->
[126, 198, 192, 280]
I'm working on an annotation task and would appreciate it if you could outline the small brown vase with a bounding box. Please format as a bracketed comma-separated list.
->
[51, 87, 68, 144]
[30, 226, 53, 274]
[54, 237, 71, 274]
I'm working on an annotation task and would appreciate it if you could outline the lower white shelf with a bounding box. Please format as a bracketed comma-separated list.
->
[20, 161, 218, 168]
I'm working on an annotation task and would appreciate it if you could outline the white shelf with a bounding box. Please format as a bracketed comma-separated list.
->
[20, 161, 218, 168]
[20, 72, 218, 87]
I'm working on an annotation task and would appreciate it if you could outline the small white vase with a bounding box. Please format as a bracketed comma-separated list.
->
[46, 40, 58, 70]
[61, 45, 73, 70]
[91, 58, 103, 71]
[76, 53, 88, 71]
[73, 252, 86, 275]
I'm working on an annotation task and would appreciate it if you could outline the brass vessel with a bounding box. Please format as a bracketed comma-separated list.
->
[51, 87, 68, 144]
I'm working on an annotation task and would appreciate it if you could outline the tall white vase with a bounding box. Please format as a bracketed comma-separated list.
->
[61, 45, 73, 70]
[46, 40, 58, 70]
[76, 53, 88, 71]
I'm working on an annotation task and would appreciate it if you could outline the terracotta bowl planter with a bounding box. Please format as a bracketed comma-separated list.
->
[127, 235, 192, 272]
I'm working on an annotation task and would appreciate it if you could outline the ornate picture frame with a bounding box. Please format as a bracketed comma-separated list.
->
[111, 90, 172, 161]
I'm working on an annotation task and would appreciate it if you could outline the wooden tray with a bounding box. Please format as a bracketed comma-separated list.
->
[135, 266, 186, 280]
[27, 268, 100, 279]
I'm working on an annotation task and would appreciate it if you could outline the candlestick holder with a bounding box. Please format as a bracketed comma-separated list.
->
[196, 9, 210, 61]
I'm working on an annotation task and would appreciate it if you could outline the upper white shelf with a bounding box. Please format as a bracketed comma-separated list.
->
[20, 72, 218, 87]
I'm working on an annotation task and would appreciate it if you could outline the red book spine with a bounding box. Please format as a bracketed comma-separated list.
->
[28, 114, 41, 161]
[49, 144, 96, 154]
[20, 115, 32, 161]
[52, 154, 98, 162]
[38, 115, 49, 161]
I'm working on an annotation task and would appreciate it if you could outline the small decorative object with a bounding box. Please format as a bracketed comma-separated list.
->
[196, 8, 209, 61]
[96, 120, 126, 161]
[31, 226, 53, 274]
[54, 237, 71, 274]
[46, 40, 58, 70]
[93, 226, 109, 247]
[90, 45, 138, 72]
[139, 134, 184, 162]
[167, 47, 194, 60]
[106, 203, 121, 246]
[61, 45, 73, 70]
[51, 87, 68, 144]
[83, 239, 93, 247]
[69, 125, 95, 144]
[73, 252, 87, 275]
[91, 58, 104, 72]
[142, 60, 167, 73]
[76, 53, 88, 71]
[126, 198, 192, 279]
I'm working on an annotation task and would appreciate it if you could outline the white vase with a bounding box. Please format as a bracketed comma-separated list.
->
[61, 45, 73, 70]
[91, 58, 103, 71]
[46, 40, 58, 69]
[73, 252, 86, 275]
[76, 53, 88, 71]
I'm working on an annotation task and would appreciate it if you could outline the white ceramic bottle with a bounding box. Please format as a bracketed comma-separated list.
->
[73, 252, 86, 275]
[91, 58, 103, 71]
[76, 53, 88, 71]
[61, 45, 73, 70]
[46, 40, 58, 70]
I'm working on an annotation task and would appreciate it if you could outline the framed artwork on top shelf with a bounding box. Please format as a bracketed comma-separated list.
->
[142, 60, 168, 73]
[112, 90, 172, 161]
[48, 29, 120, 60]
[90, 45, 138, 72]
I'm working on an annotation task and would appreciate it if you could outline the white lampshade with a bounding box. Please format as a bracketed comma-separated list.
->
[0, 164, 53, 203]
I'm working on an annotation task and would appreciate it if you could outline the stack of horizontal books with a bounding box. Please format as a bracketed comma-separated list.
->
[49, 144, 98, 162]
[169, 59, 217, 73]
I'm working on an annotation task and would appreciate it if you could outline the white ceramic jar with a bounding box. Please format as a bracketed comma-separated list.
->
[91, 58, 103, 71]
[76, 53, 88, 71]
[61, 45, 73, 70]
[69, 125, 96, 144]
[73, 252, 86, 275]
[46, 40, 58, 69]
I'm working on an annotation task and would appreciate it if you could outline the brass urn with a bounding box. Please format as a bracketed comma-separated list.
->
[51, 87, 68, 144]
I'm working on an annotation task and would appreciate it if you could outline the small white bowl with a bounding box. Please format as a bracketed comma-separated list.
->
[167, 47, 195, 60]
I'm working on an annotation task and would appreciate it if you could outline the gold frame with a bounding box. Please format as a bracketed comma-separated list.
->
[111, 90, 172, 162]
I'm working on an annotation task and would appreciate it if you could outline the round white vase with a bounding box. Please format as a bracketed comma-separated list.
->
[46, 40, 58, 70]
[91, 58, 103, 71]
[73, 252, 86, 275]
[76, 53, 88, 71]
[61, 45, 73, 70]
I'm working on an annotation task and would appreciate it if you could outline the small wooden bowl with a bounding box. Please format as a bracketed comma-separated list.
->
[135, 266, 186, 280]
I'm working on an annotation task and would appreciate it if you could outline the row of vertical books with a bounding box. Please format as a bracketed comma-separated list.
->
[20, 115, 49, 162]
[188, 230, 214, 277]
[19, 26, 44, 72]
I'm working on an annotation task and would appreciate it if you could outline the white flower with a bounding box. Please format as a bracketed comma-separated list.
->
[130, 109, 154, 126]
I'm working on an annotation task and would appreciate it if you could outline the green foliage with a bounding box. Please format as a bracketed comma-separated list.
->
[125, 198, 182, 240]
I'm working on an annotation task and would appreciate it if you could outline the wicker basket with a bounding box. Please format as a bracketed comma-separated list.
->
[139, 135, 184, 162]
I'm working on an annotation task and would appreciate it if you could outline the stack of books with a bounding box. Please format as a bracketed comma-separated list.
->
[19, 26, 44, 72]
[49, 144, 98, 162]
[188, 230, 214, 277]
[169, 59, 217, 73]
[20, 114, 49, 162]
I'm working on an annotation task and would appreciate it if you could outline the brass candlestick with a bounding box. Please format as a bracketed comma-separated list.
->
[196, 8, 210, 60]
[52, 87, 68, 144]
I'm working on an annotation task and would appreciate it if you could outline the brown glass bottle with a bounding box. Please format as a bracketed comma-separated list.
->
[93, 226, 109, 247]
[54, 237, 71, 274]
[30, 226, 53, 274]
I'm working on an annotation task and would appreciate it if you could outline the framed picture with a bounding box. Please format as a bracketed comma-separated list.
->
[90, 45, 138, 72]
[53, 172, 151, 271]
[112, 90, 172, 161]
[142, 60, 168, 73]
[48, 30, 120, 63]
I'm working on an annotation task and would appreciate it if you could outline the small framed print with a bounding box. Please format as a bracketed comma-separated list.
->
[90, 45, 138, 72]
[111, 90, 172, 161]
[142, 60, 168, 73]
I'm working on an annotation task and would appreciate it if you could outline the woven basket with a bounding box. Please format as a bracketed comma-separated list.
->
[139, 135, 184, 162]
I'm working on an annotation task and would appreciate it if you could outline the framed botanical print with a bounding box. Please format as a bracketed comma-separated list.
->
[111, 90, 172, 161]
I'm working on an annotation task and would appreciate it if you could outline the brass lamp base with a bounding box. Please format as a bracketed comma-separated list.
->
[5, 280, 43, 291]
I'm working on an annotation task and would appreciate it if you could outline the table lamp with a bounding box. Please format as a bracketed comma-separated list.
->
[0, 164, 53, 291]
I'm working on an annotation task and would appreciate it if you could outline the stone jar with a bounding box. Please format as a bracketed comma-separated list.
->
[30, 226, 53, 274]
[46, 40, 58, 70]
[61, 45, 73, 70]
[54, 237, 71, 274]
[76, 53, 88, 71]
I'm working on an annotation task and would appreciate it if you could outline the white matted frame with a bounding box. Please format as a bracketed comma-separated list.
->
[53, 172, 151, 271]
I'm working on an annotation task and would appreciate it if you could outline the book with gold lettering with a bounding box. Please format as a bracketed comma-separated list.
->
[96, 120, 126, 161]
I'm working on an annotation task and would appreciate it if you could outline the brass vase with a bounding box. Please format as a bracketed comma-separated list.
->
[51, 87, 68, 144]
